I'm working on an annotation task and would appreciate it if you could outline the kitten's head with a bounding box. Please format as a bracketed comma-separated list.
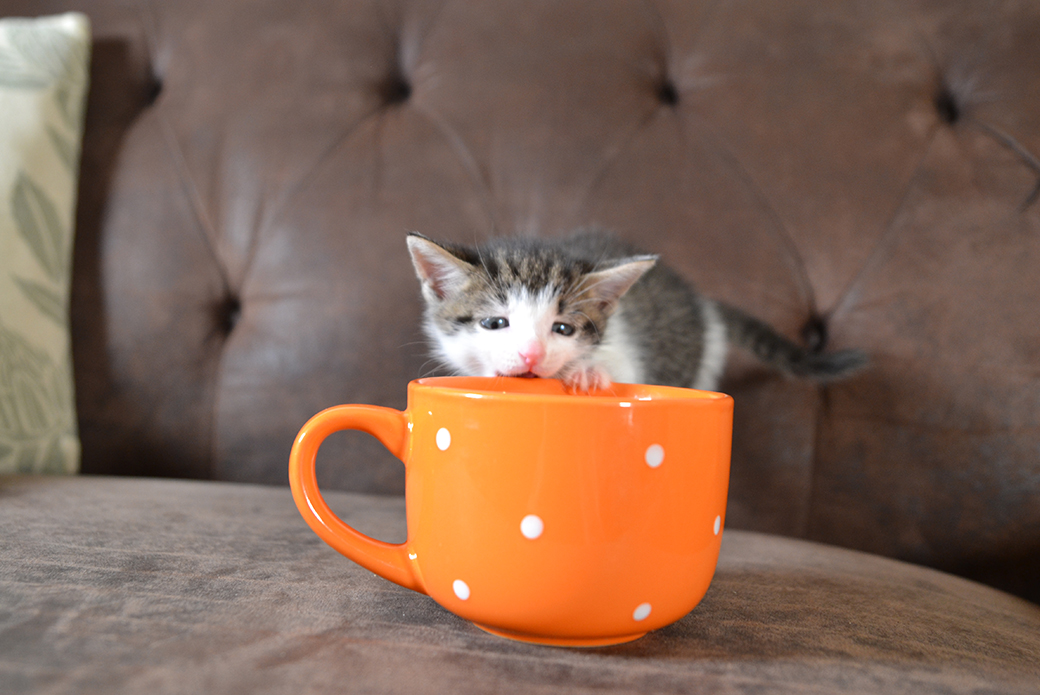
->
[407, 233, 655, 380]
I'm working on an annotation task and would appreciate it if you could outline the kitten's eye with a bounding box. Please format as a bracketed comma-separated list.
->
[552, 322, 576, 337]
[480, 317, 510, 330]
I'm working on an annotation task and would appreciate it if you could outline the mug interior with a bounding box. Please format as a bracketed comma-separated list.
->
[414, 376, 727, 402]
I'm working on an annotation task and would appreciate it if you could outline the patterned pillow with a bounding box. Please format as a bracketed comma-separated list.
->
[0, 13, 90, 474]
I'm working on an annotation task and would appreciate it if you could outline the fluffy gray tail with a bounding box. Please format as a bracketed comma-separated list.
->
[717, 303, 867, 382]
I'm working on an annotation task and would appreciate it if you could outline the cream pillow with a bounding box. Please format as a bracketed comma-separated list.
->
[0, 13, 90, 474]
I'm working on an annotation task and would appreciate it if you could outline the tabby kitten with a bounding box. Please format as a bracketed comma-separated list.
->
[407, 230, 865, 391]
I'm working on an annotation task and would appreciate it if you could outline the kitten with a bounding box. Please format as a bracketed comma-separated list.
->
[407, 230, 866, 392]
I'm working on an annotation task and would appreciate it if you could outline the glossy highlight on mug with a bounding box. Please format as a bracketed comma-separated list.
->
[289, 376, 733, 646]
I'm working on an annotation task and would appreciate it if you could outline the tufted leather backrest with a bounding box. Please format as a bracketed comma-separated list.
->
[6, 0, 1038, 603]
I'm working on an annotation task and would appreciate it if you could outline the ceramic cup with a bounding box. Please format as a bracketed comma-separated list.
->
[289, 376, 733, 647]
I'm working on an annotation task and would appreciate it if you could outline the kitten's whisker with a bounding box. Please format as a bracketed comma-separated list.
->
[400, 340, 433, 352]
[569, 273, 597, 295]
[568, 275, 618, 299]
[417, 359, 442, 378]
[567, 297, 605, 308]
[475, 246, 498, 290]
[565, 298, 612, 316]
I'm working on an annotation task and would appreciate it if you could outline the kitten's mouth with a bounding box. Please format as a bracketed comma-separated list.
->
[498, 371, 540, 379]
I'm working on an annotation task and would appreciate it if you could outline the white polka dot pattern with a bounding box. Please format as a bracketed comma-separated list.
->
[436, 428, 451, 451]
[520, 515, 544, 539]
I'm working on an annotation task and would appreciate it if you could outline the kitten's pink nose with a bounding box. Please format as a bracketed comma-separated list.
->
[518, 341, 545, 367]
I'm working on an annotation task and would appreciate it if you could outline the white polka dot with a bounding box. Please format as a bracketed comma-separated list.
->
[520, 515, 544, 539]
[633, 603, 652, 621]
[453, 579, 470, 600]
[436, 428, 451, 451]
[644, 444, 665, 468]
[714, 515, 722, 536]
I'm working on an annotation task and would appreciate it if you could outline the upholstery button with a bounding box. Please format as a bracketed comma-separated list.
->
[216, 294, 242, 336]
[801, 315, 829, 354]
[657, 79, 679, 107]
[381, 74, 412, 106]
[934, 86, 961, 125]
[145, 72, 164, 107]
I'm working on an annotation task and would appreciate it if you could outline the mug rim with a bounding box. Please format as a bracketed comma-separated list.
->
[412, 376, 731, 405]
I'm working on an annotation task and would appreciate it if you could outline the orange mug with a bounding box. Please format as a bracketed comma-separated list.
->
[289, 376, 733, 646]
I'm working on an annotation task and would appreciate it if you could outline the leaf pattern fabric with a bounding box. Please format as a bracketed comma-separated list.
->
[0, 13, 90, 475]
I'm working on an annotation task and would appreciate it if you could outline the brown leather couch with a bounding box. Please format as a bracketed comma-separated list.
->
[3, 1, 1039, 692]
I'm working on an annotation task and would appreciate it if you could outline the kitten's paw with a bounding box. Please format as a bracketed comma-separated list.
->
[564, 365, 613, 393]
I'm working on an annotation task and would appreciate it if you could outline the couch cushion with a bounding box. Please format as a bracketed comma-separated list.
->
[2, 476, 1039, 694]
[4, 0, 1038, 603]
[0, 12, 90, 475]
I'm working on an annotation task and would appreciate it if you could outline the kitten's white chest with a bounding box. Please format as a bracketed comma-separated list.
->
[592, 308, 644, 384]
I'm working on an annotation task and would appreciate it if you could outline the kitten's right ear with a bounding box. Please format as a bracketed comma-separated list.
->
[407, 233, 476, 301]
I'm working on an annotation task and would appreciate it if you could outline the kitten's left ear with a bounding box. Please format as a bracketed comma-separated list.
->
[584, 255, 657, 312]
[407, 233, 477, 301]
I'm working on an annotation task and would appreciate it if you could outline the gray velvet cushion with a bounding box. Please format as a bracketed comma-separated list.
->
[2, 476, 1038, 694]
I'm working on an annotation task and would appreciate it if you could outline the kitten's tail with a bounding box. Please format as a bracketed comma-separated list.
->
[716, 303, 867, 382]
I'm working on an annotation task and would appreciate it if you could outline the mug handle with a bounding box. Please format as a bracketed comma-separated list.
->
[288, 405, 423, 593]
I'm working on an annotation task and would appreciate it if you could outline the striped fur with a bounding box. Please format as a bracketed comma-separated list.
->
[407, 230, 865, 391]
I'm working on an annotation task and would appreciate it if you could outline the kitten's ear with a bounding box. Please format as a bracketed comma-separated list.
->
[583, 255, 657, 312]
[407, 233, 476, 301]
